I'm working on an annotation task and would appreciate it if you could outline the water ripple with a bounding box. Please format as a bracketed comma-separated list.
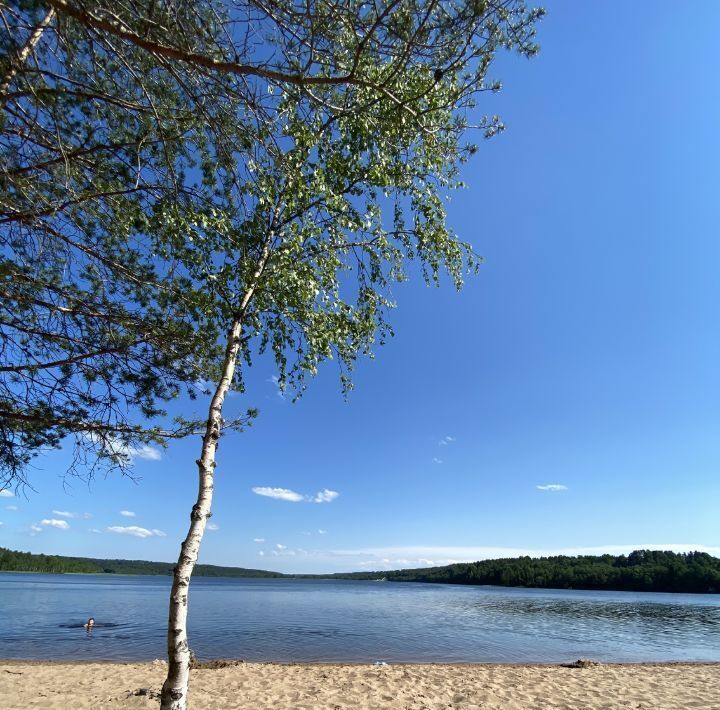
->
[1, 574, 718, 663]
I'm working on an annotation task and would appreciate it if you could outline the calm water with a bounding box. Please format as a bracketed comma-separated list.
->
[1, 573, 718, 663]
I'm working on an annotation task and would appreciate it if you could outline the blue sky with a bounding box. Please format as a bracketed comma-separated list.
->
[2, 1, 719, 573]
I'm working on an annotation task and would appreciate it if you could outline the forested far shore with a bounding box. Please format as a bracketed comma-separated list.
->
[0, 547, 283, 578]
[1, 547, 718, 593]
[330, 550, 720, 594]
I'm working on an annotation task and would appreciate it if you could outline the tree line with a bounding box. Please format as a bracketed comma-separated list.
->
[3, 546, 718, 593]
[333, 549, 720, 593]
[0, 546, 281, 577]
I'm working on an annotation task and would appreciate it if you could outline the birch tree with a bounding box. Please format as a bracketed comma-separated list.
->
[1, 2, 544, 708]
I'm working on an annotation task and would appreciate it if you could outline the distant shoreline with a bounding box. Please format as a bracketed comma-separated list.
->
[2, 547, 719, 594]
[0, 570, 720, 596]
[2, 570, 720, 596]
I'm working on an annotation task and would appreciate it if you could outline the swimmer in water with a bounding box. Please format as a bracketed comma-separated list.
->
[84, 617, 95, 629]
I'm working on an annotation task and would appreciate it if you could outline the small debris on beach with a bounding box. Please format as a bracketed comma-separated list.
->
[130, 687, 160, 699]
[192, 659, 246, 670]
[562, 659, 600, 669]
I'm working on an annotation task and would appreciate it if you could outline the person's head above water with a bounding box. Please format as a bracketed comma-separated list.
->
[84, 617, 95, 628]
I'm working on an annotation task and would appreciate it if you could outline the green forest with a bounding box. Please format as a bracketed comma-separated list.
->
[2, 547, 718, 593]
[0, 547, 283, 577]
[333, 550, 720, 593]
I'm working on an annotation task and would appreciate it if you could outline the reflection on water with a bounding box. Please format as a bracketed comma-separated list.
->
[0, 573, 718, 663]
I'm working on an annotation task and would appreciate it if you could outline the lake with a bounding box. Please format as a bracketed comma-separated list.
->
[1, 573, 718, 663]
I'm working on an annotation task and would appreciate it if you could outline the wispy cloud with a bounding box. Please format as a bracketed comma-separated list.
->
[438, 435, 456, 447]
[120, 510, 136, 517]
[253, 538, 265, 543]
[89, 528, 102, 534]
[207, 523, 219, 531]
[272, 547, 296, 556]
[107, 526, 166, 538]
[5, 505, 17, 511]
[252, 487, 304, 502]
[252, 487, 339, 504]
[0, 489, 14, 498]
[132, 445, 162, 461]
[321, 543, 720, 572]
[432, 457, 443, 464]
[51, 510, 91, 519]
[93, 435, 162, 463]
[258, 551, 265, 556]
[267, 375, 286, 400]
[536, 484, 568, 492]
[312, 489, 339, 503]
[39, 519, 70, 530]
[317, 529, 327, 535]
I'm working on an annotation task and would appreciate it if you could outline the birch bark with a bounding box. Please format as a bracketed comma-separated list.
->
[0, 8, 56, 104]
[159, 245, 270, 710]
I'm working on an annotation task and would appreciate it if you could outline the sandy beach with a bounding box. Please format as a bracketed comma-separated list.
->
[1, 660, 718, 709]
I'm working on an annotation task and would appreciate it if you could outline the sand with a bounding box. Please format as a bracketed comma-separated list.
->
[1, 660, 718, 709]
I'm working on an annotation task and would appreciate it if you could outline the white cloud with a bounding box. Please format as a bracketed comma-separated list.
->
[253, 538, 265, 543]
[89, 528, 102, 534]
[0, 489, 14, 498]
[5, 505, 17, 511]
[0, 521, 3, 526]
[276, 543, 287, 550]
[432, 457, 443, 464]
[30, 523, 42, 533]
[207, 523, 219, 531]
[252, 487, 304, 502]
[317, 529, 327, 535]
[536, 484, 568, 492]
[312, 489, 339, 503]
[252, 487, 339, 504]
[51, 510, 92, 519]
[438, 435, 456, 446]
[258, 551, 265, 556]
[120, 510, 136, 517]
[92, 434, 162, 463]
[132, 444, 162, 461]
[39, 519, 70, 530]
[107, 525, 166, 538]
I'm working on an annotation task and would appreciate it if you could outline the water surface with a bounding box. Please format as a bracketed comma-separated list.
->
[1, 573, 718, 663]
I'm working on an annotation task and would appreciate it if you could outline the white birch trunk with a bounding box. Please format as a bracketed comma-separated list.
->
[160, 246, 270, 710]
[0, 8, 56, 103]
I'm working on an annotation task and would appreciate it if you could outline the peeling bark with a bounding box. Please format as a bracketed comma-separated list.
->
[159, 245, 270, 710]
